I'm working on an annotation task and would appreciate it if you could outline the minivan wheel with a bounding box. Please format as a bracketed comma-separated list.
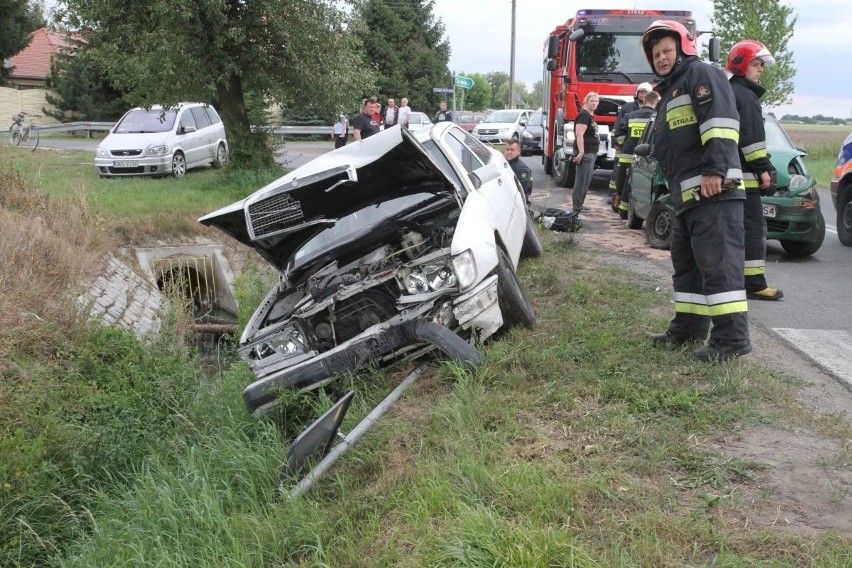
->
[171, 152, 187, 177]
[213, 144, 227, 168]
[838, 195, 852, 247]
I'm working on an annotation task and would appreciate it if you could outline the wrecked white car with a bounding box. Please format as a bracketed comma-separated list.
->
[200, 123, 542, 415]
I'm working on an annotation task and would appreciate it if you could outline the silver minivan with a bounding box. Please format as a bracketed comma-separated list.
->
[95, 103, 228, 178]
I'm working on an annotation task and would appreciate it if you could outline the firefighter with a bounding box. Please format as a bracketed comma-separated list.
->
[726, 40, 783, 301]
[609, 82, 653, 209]
[612, 90, 659, 214]
[641, 20, 751, 362]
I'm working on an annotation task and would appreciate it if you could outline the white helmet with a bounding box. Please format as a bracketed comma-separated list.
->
[636, 82, 653, 95]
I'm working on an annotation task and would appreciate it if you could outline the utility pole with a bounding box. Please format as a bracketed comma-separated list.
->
[509, 0, 516, 109]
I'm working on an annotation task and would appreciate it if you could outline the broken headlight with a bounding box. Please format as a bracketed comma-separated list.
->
[249, 323, 309, 361]
[400, 257, 458, 294]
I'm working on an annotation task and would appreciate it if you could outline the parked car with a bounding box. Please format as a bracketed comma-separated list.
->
[199, 122, 542, 415]
[406, 111, 434, 132]
[520, 109, 543, 155]
[455, 112, 487, 133]
[472, 109, 532, 144]
[627, 113, 825, 257]
[95, 103, 228, 178]
[829, 130, 852, 246]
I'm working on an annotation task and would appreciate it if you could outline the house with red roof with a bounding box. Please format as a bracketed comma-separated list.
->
[5, 27, 77, 87]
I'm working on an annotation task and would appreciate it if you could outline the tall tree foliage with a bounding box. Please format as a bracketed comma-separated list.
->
[1, 0, 43, 82]
[57, 0, 374, 168]
[458, 72, 491, 111]
[711, 0, 796, 108]
[44, 36, 126, 121]
[355, 0, 451, 115]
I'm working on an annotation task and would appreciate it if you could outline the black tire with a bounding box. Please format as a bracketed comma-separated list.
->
[627, 200, 643, 229]
[838, 193, 852, 247]
[553, 151, 576, 188]
[779, 211, 825, 257]
[543, 153, 553, 175]
[213, 143, 227, 168]
[645, 200, 673, 250]
[495, 248, 535, 328]
[521, 210, 543, 258]
[10, 123, 22, 147]
[24, 126, 39, 151]
[171, 151, 187, 177]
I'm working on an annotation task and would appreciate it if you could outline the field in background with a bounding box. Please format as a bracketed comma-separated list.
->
[781, 122, 849, 187]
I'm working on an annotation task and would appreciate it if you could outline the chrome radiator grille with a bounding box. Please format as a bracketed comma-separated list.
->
[248, 193, 304, 238]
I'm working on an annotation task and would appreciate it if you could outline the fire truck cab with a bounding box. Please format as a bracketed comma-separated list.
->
[542, 9, 697, 188]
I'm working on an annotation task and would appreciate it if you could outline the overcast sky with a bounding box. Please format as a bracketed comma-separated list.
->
[431, 0, 852, 119]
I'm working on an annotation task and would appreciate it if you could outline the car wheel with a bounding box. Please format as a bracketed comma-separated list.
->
[171, 152, 187, 178]
[838, 194, 852, 247]
[521, 209, 544, 258]
[495, 248, 535, 328]
[553, 151, 575, 188]
[627, 200, 643, 229]
[779, 211, 826, 257]
[645, 200, 673, 250]
[213, 143, 227, 168]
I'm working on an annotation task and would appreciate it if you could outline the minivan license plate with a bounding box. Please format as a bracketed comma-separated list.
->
[762, 203, 777, 218]
[113, 160, 138, 168]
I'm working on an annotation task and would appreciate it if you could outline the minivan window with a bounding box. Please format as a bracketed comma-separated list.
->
[114, 109, 177, 134]
[179, 110, 198, 132]
[190, 107, 212, 129]
[205, 106, 221, 124]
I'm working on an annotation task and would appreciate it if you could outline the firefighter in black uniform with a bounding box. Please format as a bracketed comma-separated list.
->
[727, 40, 783, 301]
[504, 138, 533, 203]
[612, 90, 659, 215]
[642, 20, 752, 362]
[609, 82, 652, 209]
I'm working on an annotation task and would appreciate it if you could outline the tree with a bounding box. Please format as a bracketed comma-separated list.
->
[496, 80, 529, 109]
[528, 80, 544, 110]
[458, 72, 491, 111]
[44, 36, 126, 121]
[354, 0, 450, 114]
[711, 0, 796, 108]
[0, 0, 43, 82]
[57, 0, 374, 169]
[484, 71, 509, 108]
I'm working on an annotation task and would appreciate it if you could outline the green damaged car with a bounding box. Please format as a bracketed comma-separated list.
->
[626, 114, 825, 257]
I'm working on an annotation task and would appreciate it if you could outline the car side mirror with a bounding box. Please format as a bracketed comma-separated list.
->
[634, 143, 651, 157]
[469, 160, 502, 189]
[180, 125, 197, 134]
[520, 120, 527, 127]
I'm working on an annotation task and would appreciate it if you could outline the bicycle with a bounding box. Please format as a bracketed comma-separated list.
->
[9, 112, 39, 151]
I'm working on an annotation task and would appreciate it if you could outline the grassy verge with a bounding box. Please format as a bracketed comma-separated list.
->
[2, 147, 850, 566]
[782, 123, 849, 187]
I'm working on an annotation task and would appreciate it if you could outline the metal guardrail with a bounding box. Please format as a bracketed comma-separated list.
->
[34, 121, 333, 136]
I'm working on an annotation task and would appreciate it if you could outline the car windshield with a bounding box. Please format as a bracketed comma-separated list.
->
[486, 111, 520, 123]
[456, 113, 475, 123]
[114, 109, 177, 133]
[528, 112, 542, 126]
[763, 117, 796, 151]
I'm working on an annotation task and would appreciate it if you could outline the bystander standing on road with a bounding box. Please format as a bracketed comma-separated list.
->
[398, 98, 412, 129]
[727, 40, 784, 301]
[571, 91, 600, 218]
[642, 20, 751, 362]
[331, 111, 349, 149]
[435, 100, 453, 123]
[352, 99, 380, 141]
[504, 139, 532, 203]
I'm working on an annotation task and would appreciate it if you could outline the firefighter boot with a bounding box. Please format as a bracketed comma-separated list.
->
[693, 339, 752, 362]
[649, 332, 704, 347]
[747, 287, 784, 301]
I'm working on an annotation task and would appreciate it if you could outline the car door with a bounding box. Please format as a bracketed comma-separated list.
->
[443, 127, 524, 264]
[189, 106, 214, 166]
[176, 108, 202, 166]
[629, 115, 661, 221]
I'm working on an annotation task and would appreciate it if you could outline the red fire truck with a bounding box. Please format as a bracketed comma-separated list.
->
[542, 9, 698, 187]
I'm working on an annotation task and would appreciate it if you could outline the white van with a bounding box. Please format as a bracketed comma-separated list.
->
[95, 103, 228, 178]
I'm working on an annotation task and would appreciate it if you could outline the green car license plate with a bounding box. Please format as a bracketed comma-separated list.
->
[762, 203, 777, 218]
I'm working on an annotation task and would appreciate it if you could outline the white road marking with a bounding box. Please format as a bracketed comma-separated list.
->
[773, 328, 852, 390]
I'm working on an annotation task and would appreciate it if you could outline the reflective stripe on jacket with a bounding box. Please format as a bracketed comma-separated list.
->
[730, 75, 773, 190]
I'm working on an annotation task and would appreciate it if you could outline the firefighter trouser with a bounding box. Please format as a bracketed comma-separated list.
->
[617, 160, 632, 211]
[743, 189, 767, 292]
[667, 200, 749, 342]
[608, 161, 621, 195]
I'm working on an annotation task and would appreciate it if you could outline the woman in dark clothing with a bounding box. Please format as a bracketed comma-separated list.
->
[572, 92, 600, 216]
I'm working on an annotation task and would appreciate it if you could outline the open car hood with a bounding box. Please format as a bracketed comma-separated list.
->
[199, 126, 455, 270]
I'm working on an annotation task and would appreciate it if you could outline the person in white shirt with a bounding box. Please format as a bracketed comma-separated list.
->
[398, 98, 412, 129]
[383, 98, 399, 129]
